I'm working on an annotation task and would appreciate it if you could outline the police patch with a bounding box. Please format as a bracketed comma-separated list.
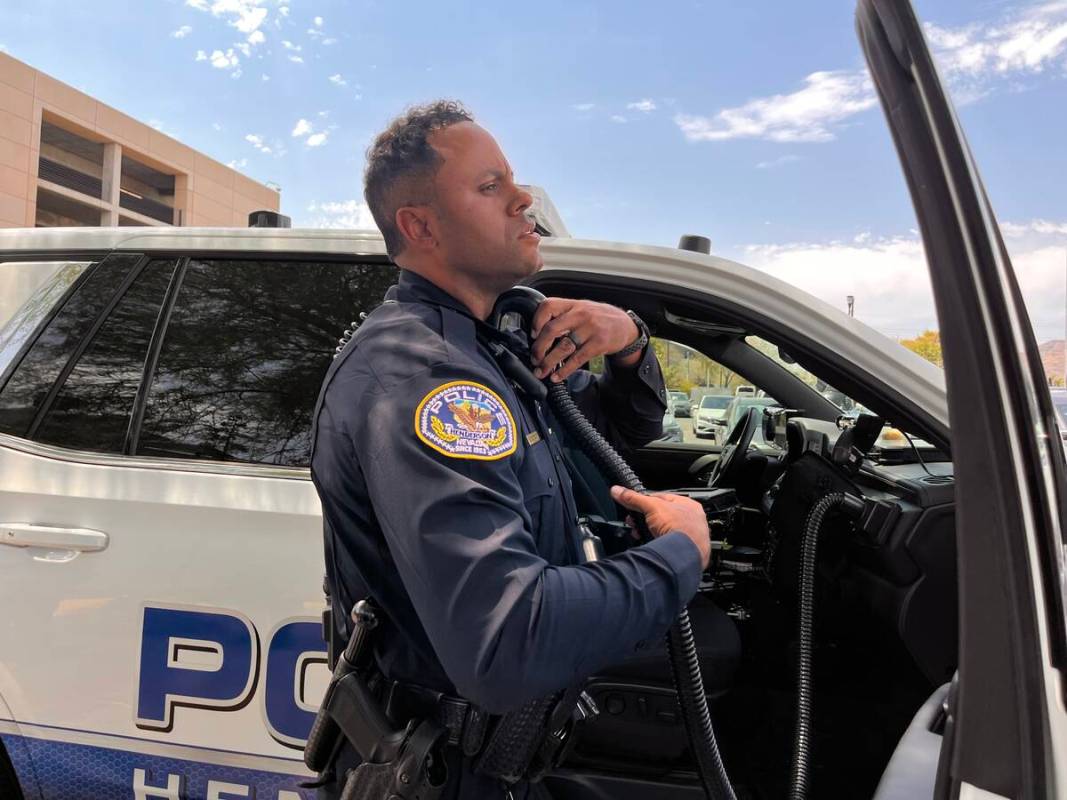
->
[415, 381, 517, 460]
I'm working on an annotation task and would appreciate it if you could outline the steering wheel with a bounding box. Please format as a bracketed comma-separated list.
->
[707, 406, 762, 488]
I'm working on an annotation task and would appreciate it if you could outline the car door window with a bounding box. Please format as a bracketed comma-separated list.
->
[34, 259, 179, 453]
[651, 337, 775, 445]
[0, 254, 140, 437]
[135, 258, 397, 467]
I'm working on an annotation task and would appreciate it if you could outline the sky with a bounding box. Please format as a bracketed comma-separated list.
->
[1, 0, 1066, 342]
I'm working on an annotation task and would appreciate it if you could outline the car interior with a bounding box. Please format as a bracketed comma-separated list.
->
[530, 271, 957, 800]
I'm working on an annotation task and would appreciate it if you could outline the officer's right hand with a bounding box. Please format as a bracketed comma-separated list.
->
[610, 486, 711, 569]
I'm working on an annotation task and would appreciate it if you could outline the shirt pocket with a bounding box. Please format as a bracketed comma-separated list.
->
[517, 437, 561, 549]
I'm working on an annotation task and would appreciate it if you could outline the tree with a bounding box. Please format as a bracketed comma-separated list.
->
[900, 330, 943, 368]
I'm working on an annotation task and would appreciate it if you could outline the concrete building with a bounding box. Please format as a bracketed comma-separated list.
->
[0, 52, 280, 229]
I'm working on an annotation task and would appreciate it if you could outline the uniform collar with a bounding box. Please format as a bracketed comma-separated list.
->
[390, 269, 532, 359]
[392, 270, 479, 320]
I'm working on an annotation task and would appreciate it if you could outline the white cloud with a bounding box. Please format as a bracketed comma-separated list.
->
[288, 54, 304, 64]
[742, 219, 1067, 342]
[322, 37, 338, 45]
[195, 50, 208, 61]
[261, 73, 270, 81]
[1003, 219, 1067, 237]
[676, 70, 876, 143]
[236, 41, 251, 56]
[305, 200, 378, 229]
[291, 118, 313, 137]
[247, 30, 264, 45]
[314, 16, 323, 26]
[228, 157, 248, 169]
[186, 0, 208, 9]
[626, 98, 656, 113]
[278, 5, 289, 16]
[282, 40, 301, 50]
[212, 121, 223, 131]
[926, 2, 1067, 78]
[245, 133, 272, 153]
[206, 0, 268, 34]
[305, 132, 328, 147]
[674, 5, 1067, 148]
[756, 154, 801, 169]
[329, 73, 347, 86]
[572, 102, 595, 111]
[610, 115, 627, 123]
[172, 25, 193, 38]
[208, 48, 239, 69]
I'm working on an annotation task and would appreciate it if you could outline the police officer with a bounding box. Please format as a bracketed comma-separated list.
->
[310, 100, 712, 798]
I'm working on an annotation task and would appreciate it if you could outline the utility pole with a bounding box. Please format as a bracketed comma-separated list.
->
[847, 295, 855, 318]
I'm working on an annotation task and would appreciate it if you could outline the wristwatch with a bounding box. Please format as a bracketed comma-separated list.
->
[610, 310, 650, 359]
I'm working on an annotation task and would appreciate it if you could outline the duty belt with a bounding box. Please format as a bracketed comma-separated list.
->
[385, 681, 491, 757]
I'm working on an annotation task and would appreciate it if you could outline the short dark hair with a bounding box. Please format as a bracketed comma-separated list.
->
[364, 100, 473, 258]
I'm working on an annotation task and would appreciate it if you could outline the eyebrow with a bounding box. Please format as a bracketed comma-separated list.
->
[478, 167, 514, 183]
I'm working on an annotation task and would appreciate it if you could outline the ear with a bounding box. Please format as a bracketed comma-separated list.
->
[395, 206, 437, 252]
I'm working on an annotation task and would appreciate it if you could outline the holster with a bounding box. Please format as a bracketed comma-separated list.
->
[339, 718, 450, 800]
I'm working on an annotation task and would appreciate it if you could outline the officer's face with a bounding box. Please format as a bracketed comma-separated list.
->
[428, 122, 543, 288]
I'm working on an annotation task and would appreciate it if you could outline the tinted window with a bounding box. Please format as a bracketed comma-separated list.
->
[137, 259, 396, 466]
[35, 259, 178, 453]
[0, 254, 140, 437]
[0, 261, 92, 373]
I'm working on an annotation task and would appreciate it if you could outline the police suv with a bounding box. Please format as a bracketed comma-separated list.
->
[1, 3, 1066, 799]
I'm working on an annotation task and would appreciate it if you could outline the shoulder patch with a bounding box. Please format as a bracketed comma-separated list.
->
[415, 380, 517, 460]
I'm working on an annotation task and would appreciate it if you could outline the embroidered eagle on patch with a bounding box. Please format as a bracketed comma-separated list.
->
[415, 381, 517, 460]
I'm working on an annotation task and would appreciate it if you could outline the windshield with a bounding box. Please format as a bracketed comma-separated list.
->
[700, 396, 731, 410]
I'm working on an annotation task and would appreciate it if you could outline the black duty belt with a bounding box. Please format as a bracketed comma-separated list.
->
[384, 680, 491, 757]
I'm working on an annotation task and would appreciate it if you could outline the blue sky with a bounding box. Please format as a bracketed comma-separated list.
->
[2, 0, 1066, 341]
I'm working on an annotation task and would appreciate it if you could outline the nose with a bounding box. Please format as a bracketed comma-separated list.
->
[510, 184, 534, 218]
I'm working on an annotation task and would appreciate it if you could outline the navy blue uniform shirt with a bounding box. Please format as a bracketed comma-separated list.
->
[310, 270, 703, 715]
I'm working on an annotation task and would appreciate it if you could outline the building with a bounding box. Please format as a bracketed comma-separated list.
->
[0, 52, 280, 229]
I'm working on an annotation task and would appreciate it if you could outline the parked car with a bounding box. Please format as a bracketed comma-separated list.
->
[668, 390, 690, 417]
[660, 405, 683, 442]
[693, 393, 733, 439]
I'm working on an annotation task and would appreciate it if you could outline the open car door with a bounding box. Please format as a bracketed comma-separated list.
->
[857, 1, 1067, 798]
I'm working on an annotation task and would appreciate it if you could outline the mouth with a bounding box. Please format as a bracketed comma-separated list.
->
[518, 224, 541, 242]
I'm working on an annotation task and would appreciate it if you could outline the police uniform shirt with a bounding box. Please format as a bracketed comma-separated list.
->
[310, 270, 703, 714]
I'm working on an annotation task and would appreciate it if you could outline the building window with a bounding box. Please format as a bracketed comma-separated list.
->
[120, 156, 175, 225]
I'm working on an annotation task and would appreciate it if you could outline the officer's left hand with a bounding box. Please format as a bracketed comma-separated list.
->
[529, 298, 640, 382]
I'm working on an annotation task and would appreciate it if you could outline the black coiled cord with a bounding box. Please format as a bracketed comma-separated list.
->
[790, 491, 853, 800]
[547, 381, 736, 800]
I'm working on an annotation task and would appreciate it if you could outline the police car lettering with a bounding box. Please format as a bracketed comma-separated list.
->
[415, 380, 517, 460]
[136, 605, 327, 749]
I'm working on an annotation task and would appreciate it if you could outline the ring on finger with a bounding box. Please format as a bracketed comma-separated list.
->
[565, 332, 582, 348]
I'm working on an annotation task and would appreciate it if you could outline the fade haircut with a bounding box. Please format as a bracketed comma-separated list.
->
[364, 100, 474, 258]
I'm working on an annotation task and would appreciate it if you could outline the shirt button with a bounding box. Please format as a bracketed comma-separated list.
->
[548, 477, 555, 487]
[642, 365, 650, 374]
[554, 454, 562, 463]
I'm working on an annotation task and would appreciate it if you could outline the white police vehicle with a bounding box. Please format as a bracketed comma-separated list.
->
[0, 3, 1065, 798]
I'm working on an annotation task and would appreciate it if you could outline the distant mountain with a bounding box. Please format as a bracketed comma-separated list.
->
[1040, 340, 1064, 384]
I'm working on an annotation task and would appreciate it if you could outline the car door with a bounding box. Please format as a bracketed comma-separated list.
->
[857, 1, 1067, 797]
[0, 251, 397, 799]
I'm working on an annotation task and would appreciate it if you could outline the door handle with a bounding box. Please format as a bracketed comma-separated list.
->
[0, 523, 109, 553]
